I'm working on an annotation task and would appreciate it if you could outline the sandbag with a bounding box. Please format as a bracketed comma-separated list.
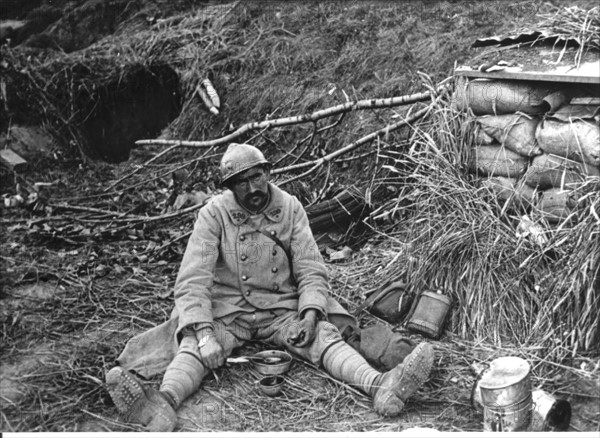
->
[468, 144, 529, 178]
[523, 154, 600, 190]
[453, 79, 558, 115]
[477, 113, 542, 157]
[538, 188, 578, 224]
[549, 104, 600, 122]
[536, 119, 600, 167]
[475, 127, 495, 145]
[481, 176, 537, 210]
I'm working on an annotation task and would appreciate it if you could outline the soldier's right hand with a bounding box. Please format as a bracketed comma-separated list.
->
[197, 332, 225, 369]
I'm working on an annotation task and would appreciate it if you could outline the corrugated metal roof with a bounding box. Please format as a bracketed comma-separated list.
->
[472, 31, 580, 48]
[455, 59, 600, 84]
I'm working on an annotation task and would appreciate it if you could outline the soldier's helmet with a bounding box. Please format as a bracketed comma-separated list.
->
[220, 143, 270, 186]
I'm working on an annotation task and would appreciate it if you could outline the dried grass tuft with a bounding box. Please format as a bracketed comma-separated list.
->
[535, 5, 600, 66]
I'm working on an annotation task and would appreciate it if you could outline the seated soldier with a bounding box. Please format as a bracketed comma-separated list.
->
[105, 143, 434, 431]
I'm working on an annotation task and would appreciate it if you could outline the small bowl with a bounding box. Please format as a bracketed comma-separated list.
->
[258, 375, 285, 397]
[250, 350, 292, 375]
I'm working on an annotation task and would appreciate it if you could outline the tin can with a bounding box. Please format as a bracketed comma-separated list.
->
[528, 389, 571, 431]
[479, 356, 532, 432]
[483, 392, 532, 432]
[406, 290, 452, 339]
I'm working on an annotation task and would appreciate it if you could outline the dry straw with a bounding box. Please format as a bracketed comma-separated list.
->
[535, 5, 600, 66]
[365, 85, 599, 363]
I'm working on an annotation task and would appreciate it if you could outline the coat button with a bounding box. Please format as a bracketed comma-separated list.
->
[239, 235, 245, 241]
[273, 284, 279, 291]
[241, 254, 247, 261]
[242, 275, 248, 281]
[270, 230, 277, 236]
[271, 267, 278, 273]
[245, 290, 251, 296]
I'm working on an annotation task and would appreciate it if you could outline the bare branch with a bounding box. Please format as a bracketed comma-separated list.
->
[274, 105, 431, 184]
[134, 91, 435, 148]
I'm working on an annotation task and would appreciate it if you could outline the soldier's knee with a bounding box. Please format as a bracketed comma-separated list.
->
[315, 321, 342, 345]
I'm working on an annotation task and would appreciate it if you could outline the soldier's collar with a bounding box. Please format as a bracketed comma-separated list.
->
[224, 183, 284, 225]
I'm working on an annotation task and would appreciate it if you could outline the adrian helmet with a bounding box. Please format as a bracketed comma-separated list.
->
[220, 143, 270, 185]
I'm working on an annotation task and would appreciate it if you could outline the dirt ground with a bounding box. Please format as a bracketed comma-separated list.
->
[1, 0, 599, 434]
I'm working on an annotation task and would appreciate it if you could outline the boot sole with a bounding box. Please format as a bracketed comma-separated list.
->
[394, 343, 434, 402]
[105, 366, 177, 432]
[373, 343, 434, 416]
[106, 366, 146, 418]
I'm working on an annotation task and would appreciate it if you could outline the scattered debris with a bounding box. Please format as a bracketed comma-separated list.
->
[0, 148, 28, 172]
[328, 245, 353, 262]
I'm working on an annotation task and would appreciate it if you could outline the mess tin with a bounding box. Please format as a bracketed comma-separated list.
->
[250, 350, 292, 375]
[258, 375, 285, 397]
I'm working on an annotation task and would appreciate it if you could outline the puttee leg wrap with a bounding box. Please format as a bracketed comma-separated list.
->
[159, 335, 207, 409]
[321, 340, 382, 397]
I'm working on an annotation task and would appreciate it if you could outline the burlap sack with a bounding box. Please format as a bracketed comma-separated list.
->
[536, 119, 600, 167]
[453, 79, 557, 115]
[524, 154, 600, 190]
[475, 127, 495, 145]
[481, 176, 537, 210]
[538, 188, 578, 224]
[468, 144, 529, 178]
[477, 113, 542, 157]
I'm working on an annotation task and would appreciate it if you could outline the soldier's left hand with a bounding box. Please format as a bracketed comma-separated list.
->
[290, 310, 318, 348]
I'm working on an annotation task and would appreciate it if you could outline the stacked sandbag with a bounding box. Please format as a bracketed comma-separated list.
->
[453, 78, 561, 115]
[523, 154, 600, 190]
[525, 105, 600, 222]
[480, 177, 536, 210]
[535, 105, 600, 166]
[455, 76, 599, 223]
[458, 79, 549, 213]
[468, 144, 530, 178]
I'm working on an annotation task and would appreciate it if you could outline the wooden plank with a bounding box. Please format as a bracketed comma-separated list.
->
[0, 148, 28, 172]
[455, 63, 600, 85]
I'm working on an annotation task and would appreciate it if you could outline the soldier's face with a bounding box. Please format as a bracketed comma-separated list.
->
[231, 166, 270, 212]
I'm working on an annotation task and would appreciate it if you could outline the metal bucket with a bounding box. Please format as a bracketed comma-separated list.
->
[479, 356, 532, 432]
[406, 290, 452, 339]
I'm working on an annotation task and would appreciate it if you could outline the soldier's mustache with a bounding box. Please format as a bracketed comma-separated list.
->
[245, 191, 266, 202]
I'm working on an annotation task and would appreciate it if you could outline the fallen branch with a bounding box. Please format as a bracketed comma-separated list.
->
[105, 145, 216, 192]
[134, 90, 436, 148]
[275, 105, 431, 185]
[47, 203, 139, 218]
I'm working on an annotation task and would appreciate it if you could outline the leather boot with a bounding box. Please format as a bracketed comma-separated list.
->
[322, 340, 433, 416]
[106, 366, 177, 432]
[372, 342, 434, 416]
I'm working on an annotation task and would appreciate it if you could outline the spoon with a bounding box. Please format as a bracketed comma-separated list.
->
[226, 355, 284, 364]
